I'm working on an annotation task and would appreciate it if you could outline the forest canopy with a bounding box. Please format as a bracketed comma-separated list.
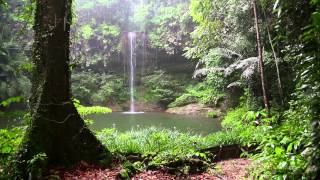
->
[0, 0, 319, 179]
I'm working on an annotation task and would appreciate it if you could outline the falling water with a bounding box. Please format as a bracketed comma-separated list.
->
[123, 32, 144, 114]
[128, 32, 136, 112]
[141, 32, 146, 76]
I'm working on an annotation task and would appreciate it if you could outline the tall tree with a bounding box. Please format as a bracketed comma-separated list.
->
[16, 0, 110, 177]
[253, 0, 270, 114]
[262, 8, 284, 105]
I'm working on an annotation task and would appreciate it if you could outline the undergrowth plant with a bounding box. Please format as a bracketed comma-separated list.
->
[73, 99, 112, 116]
[96, 127, 242, 169]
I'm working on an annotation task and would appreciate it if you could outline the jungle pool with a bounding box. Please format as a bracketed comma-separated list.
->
[88, 112, 221, 135]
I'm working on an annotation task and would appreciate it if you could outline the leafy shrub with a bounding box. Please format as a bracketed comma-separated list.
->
[202, 130, 241, 147]
[170, 77, 225, 108]
[221, 107, 273, 146]
[250, 120, 309, 179]
[76, 105, 112, 117]
[72, 72, 128, 105]
[168, 94, 198, 108]
[91, 76, 128, 104]
[27, 153, 48, 179]
[96, 127, 222, 166]
[0, 127, 25, 172]
[207, 111, 218, 118]
[142, 70, 185, 105]
[249, 99, 313, 179]
[84, 119, 94, 126]
[0, 96, 23, 107]
[0, 127, 25, 155]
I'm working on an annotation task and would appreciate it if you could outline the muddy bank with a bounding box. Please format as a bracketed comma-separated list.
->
[166, 103, 222, 117]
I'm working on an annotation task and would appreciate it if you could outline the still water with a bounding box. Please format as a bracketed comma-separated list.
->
[88, 112, 221, 135]
[0, 112, 222, 136]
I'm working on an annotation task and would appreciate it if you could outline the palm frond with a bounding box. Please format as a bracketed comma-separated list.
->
[225, 57, 259, 79]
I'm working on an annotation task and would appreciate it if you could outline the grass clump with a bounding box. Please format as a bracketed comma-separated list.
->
[73, 99, 112, 117]
[97, 127, 204, 155]
[96, 127, 242, 168]
[77, 106, 112, 117]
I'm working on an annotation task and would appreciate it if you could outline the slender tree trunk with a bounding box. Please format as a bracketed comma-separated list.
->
[16, 0, 110, 178]
[262, 8, 284, 106]
[253, 0, 271, 114]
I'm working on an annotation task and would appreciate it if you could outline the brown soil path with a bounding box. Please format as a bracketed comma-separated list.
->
[48, 158, 251, 180]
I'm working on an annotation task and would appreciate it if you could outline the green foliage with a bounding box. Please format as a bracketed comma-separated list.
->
[76, 104, 112, 117]
[92, 76, 128, 104]
[140, 2, 192, 54]
[84, 119, 94, 126]
[78, 1, 95, 10]
[0, 127, 24, 155]
[271, 0, 320, 178]
[221, 106, 278, 147]
[71, 0, 128, 66]
[27, 153, 48, 179]
[207, 111, 218, 118]
[72, 72, 128, 104]
[0, 96, 23, 107]
[249, 101, 312, 179]
[251, 121, 309, 179]
[0, 43, 31, 102]
[0, 110, 25, 120]
[169, 76, 225, 108]
[0, 0, 33, 104]
[142, 70, 185, 105]
[73, 98, 112, 116]
[187, 0, 254, 59]
[0, 127, 25, 176]
[96, 127, 233, 167]
[168, 94, 197, 108]
[80, 24, 93, 40]
[97, 23, 120, 37]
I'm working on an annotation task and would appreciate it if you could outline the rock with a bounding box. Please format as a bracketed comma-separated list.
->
[166, 103, 221, 117]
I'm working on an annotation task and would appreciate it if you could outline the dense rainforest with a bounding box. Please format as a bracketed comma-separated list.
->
[0, 0, 319, 179]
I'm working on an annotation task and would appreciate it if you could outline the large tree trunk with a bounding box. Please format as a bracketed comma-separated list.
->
[253, 0, 271, 115]
[16, 0, 110, 177]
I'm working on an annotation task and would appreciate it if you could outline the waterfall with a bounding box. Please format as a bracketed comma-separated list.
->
[123, 32, 144, 114]
[128, 32, 136, 112]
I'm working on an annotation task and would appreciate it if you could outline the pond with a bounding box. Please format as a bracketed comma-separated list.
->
[88, 112, 221, 135]
[0, 112, 222, 136]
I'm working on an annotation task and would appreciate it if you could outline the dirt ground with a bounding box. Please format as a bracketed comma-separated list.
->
[50, 158, 251, 180]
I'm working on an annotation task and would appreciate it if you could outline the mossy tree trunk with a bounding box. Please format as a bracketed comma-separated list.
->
[16, 0, 110, 177]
